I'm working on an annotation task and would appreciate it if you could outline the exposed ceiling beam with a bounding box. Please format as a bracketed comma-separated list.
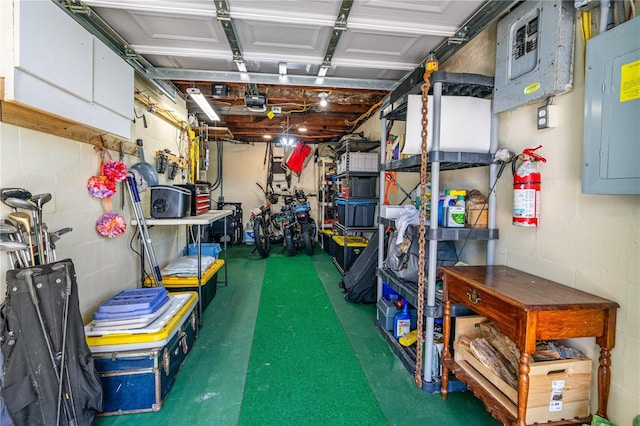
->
[148, 69, 397, 91]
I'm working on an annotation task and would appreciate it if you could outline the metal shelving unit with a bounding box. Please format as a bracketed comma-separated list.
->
[332, 138, 379, 275]
[376, 71, 499, 393]
[316, 158, 336, 239]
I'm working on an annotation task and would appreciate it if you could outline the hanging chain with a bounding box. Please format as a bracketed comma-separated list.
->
[414, 62, 435, 389]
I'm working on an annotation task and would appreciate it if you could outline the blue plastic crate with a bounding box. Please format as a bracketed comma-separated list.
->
[182, 243, 221, 258]
[94, 288, 169, 320]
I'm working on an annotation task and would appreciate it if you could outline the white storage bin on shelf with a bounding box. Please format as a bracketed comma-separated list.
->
[402, 95, 491, 155]
[337, 152, 379, 173]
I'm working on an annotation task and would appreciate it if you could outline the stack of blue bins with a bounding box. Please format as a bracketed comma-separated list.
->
[92, 288, 169, 327]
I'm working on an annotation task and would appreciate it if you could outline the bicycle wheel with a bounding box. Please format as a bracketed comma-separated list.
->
[302, 222, 313, 256]
[284, 227, 296, 256]
[253, 217, 270, 258]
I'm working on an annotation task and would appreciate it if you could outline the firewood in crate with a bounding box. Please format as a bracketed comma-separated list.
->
[478, 320, 520, 373]
[533, 341, 586, 361]
[469, 337, 518, 388]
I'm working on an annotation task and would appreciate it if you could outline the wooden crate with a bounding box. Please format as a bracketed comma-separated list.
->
[465, 205, 488, 228]
[454, 316, 592, 424]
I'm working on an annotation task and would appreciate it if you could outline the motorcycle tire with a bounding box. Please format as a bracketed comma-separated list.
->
[302, 222, 313, 256]
[253, 216, 270, 258]
[284, 227, 296, 256]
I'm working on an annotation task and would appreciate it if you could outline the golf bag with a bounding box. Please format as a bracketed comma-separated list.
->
[341, 231, 383, 304]
[1, 259, 103, 425]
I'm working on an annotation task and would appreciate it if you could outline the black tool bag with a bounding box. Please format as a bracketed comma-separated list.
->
[341, 230, 383, 304]
[1, 259, 103, 425]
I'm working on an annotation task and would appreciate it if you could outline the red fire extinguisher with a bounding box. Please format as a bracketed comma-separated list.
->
[512, 145, 546, 227]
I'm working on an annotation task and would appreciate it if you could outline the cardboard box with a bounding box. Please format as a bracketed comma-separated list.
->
[454, 316, 591, 424]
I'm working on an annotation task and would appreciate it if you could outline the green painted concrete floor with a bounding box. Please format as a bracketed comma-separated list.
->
[96, 244, 498, 426]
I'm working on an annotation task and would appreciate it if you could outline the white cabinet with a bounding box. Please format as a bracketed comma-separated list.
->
[4, 0, 133, 138]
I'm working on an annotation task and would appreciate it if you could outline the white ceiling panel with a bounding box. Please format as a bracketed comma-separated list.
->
[234, 19, 328, 56]
[349, 0, 485, 28]
[68, 0, 507, 142]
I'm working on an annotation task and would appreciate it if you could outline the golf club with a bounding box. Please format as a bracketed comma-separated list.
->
[0, 187, 32, 203]
[31, 193, 53, 263]
[4, 197, 44, 264]
[48, 227, 73, 262]
[0, 240, 29, 269]
[16, 268, 76, 424]
[3, 219, 31, 267]
[51, 262, 73, 426]
[8, 212, 35, 266]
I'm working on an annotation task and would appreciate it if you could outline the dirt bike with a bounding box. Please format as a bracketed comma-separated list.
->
[280, 189, 316, 256]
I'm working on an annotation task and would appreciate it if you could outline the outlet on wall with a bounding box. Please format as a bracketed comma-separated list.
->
[537, 105, 558, 129]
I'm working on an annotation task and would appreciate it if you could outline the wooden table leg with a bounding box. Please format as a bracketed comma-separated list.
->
[596, 346, 612, 418]
[516, 352, 531, 426]
[595, 308, 616, 418]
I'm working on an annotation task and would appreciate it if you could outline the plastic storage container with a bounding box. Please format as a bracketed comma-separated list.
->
[335, 200, 376, 227]
[337, 152, 378, 173]
[145, 259, 223, 313]
[319, 229, 337, 255]
[182, 243, 222, 259]
[346, 176, 377, 197]
[332, 235, 369, 270]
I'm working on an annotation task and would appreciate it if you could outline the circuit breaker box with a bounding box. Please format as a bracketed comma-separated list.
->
[582, 17, 640, 194]
[493, 0, 575, 113]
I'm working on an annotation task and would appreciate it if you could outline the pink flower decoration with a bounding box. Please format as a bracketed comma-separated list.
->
[96, 213, 127, 238]
[103, 160, 128, 183]
[87, 175, 116, 198]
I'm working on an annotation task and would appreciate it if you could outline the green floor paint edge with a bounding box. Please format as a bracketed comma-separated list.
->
[311, 249, 499, 426]
[238, 252, 386, 426]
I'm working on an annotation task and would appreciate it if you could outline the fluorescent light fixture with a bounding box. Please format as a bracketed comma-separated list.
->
[186, 88, 220, 121]
[298, 123, 307, 132]
[318, 65, 329, 77]
[263, 134, 272, 140]
[279, 62, 287, 76]
[236, 61, 247, 73]
[318, 92, 328, 107]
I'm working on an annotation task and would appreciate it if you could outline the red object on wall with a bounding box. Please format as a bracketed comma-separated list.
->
[285, 142, 312, 176]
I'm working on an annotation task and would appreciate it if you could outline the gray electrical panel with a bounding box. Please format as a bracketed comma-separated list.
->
[583, 17, 640, 195]
[493, 0, 575, 113]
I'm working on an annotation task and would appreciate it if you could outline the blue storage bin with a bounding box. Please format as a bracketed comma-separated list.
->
[182, 243, 221, 259]
[335, 200, 376, 227]
[93, 288, 169, 320]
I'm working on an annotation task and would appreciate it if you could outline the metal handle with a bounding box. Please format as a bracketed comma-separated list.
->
[467, 288, 482, 304]
[162, 349, 170, 376]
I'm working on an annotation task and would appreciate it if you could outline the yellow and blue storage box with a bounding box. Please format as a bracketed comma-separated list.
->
[85, 292, 199, 415]
[144, 259, 223, 314]
[332, 235, 369, 271]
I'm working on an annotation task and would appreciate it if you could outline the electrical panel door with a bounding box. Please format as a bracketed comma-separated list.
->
[583, 17, 640, 194]
[494, 0, 575, 113]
